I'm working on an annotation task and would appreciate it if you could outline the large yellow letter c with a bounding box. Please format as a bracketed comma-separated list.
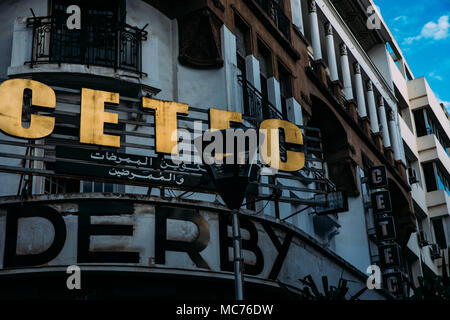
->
[0, 79, 56, 139]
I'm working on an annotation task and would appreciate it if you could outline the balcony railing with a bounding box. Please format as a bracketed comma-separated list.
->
[254, 0, 291, 40]
[26, 16, 147, 77]
[238, 75, 284, 126]
[238, 75, 288, 160]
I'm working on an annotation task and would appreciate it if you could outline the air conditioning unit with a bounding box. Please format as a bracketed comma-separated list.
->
[430, 244, 441, 260]
[417, 231, 428, 247]
[408, 168, 419, 185]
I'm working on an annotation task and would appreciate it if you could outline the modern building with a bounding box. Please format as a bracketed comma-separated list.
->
[398, 70, 450, 284]
[0, 0, 447, 300]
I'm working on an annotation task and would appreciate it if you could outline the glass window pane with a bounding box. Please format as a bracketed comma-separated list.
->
[94, 182, 103, 192]
[104, 183, 114, 193]
[432, 219, 447, 249]
[235, 25, 246, 58]
[83, 181, 92, 193]
[422, 163, 437, 192]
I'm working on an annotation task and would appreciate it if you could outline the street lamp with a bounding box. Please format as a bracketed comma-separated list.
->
[196, 127, 258, 300]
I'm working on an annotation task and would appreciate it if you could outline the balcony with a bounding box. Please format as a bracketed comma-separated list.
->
[238, 75, 284, 126]
[26, 16, 147, 77]
[417, 134, 450, 175]
[408, 77, 450, 139]
[8, 16, 157, 95]
[254, 0, 291, 40]
[426, 189, 450, 218]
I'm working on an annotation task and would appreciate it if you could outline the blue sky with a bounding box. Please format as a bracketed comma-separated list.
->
[374, 0, 450, 112]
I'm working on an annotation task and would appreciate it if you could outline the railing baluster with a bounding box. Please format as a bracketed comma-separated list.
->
[238, 75, 284, 125]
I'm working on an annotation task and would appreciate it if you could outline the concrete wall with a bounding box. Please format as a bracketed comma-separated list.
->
[367, 44, 394, 92]
[0, 0, 47, 79]
[426, 190, 450, 219]
[332, 167, 372, 273]
[418, 135, 450, 174]
[389, 54, 409, 102]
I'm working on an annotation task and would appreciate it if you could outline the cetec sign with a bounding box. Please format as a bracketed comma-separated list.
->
[0, 79, 305, 172]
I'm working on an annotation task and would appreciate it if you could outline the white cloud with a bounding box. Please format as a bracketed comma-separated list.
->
[403, 15, 450, 44]
[394, 16, 407, 22]
[429, 71, 443, 81]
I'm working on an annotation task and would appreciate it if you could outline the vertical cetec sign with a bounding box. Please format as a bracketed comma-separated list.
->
[371, 191, 392, 214]
[368, 166, 388, 189]
[375, 216, 396, 242]
[367, 166, 404, 297]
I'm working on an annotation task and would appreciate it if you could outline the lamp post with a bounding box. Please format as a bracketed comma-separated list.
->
[196, 127, 258, 300]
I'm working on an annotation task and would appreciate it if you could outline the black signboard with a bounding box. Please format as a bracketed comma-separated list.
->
[371, 191, 392, 214]
[383, 272, 404, 296]
[379, 244, 401, 269]
[314, 192, 348, 215]
[368, 166, 388, 189]
[57, 146, 154, 169]
[54, 146, 213, 190]
[375, 216, 396, 242]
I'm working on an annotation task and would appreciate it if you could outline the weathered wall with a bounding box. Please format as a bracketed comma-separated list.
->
[0, 194, 388, 299]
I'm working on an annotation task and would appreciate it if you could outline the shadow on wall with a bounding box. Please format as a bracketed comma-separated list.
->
[388, 178, 416, 247]
[308, 95, 359, 197]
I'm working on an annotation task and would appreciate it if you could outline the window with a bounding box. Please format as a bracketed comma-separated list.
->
[436, 165, 450, 196]
[81, 181, 124, 193]
[258, 42, 272, 103]
[278, 64, 292, 120]
[432, 218, 447, 249]
[44, 177, 80, 194]
[254, 0, 290, 40]
[422, 162, 437, 192]
[235, 17, 250, 78]
[422, 162, 450, 195]
[413, 109, 427, 137]
[50, 0, 125, 66]
[235, 26, 247, 61]
[413, 109, 450, 151]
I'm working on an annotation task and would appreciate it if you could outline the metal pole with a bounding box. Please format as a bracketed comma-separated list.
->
[231, 209, 244, 300]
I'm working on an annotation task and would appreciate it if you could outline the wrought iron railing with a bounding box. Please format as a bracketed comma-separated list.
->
[254, 0, 291, 40]
[26, 16, 147, 77]
[238, 75, 289, 160]
[238, 75, 284, 126]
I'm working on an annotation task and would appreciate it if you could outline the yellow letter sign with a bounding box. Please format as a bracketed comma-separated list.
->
[142, 97, 189, 154]
[260, 119, 305, 172]
[0, 79, 55, 139]
[80, 88, 120, 148]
